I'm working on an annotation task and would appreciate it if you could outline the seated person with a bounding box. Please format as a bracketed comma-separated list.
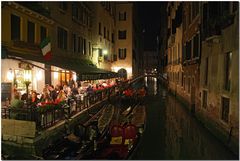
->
[56, 90, 67, 102]
[40, 92, 53, 103]
[29, 91, 39, 107]
[11, 92, 24, 108]
[10, 92, 24, 119]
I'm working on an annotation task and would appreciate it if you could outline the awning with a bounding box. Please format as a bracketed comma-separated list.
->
[5, 51, 117, 79]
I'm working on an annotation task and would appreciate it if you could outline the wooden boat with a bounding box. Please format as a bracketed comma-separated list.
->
[91, 104, 146, 159]
[42, 102, 146, 160]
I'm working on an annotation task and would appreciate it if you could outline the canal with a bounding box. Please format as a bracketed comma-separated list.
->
[130, 77, 238, 160]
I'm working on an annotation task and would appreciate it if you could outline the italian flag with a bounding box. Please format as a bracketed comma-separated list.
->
[40, 37, 51, 61]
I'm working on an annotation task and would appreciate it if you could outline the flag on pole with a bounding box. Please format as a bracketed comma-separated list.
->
[40, 37, 51, 61]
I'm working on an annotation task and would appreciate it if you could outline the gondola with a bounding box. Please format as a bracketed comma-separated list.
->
[42, 88, 146, 160]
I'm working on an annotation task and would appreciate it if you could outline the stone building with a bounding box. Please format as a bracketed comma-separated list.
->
[165, 1, 239, 154]
[197, 2, 239, 154]
[1, 2, 54, 95]
[1, 2, 115, 97]
[111, 2, 141, 79]
[166, 2, 184, 97]
[90, 2, 116, 71]
[181, 2, 201, 111]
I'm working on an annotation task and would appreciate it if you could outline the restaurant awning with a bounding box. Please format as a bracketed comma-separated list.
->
[5, 51, 117, 79]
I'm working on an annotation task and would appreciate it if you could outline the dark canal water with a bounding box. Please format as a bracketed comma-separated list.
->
[131, 77, 238, 160]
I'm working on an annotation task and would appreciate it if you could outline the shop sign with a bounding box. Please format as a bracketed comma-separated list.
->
[18, 62, 33, 69]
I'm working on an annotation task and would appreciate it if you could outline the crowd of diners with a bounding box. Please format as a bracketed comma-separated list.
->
[9, 77, 118, 109]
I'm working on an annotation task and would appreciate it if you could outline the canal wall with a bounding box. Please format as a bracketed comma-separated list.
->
[166, 86, 239, 156]
[2, 98, 108, 159]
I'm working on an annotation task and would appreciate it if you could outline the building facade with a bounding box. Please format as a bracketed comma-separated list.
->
[2, 2, 54, 96]
[90, 2, 116, 71]
[166, 2, 184, 96]
[181, 2, 201, 111]
[198, 2, 239, 153]
[1, 2, 142, 100]
[111, 2, 139, 79]
[164, 2, 239, 154]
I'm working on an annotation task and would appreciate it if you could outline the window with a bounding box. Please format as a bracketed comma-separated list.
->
[186, 41, 191, 60]
[72, 34, 77, 53]
[99, 49, 103, 57]
[113, 54, 117, 61]
[11, 14, 20, 41]
[118, 48, 127, 59]
[78, 37, 81, 53]
[202, 90, 207, 109]
[57, 27, 68, 50]
[78, 36, 83, 54]
[107, 30, 109, 40]
[27, 21, 35, 43]
[188, 77, 191, 93]
[83, 39, 86, 55]
[40, 26, 47, 42]
[205, 57, 209, 86]
[118, 30, 126, 39]
[88, 42, 91, 56]
[224, 52, 232, 91]
[119, 12, 126, 21]
[59, 2, 67, 11]
[182, 44, 186, 61]
[221, 97, 230, 123]
[104, 27, 106, 38]
[112, 33, 114, 43]
[104, 54, 108, 61]
[72, 3, 79, 19]
[99, 23, 102, 35]
[193, 34, 200, 58]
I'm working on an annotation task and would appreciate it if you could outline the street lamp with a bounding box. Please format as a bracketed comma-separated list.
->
[103, 49, 108, 55]
[23, 64, 32, 100]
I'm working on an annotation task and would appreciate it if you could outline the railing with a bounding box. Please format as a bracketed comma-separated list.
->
[1, 86, 117, 130]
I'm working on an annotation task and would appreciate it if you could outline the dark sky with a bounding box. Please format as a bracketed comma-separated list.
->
[137, 2, 166, 51]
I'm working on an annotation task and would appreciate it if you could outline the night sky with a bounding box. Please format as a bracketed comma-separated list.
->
[136, 2, 166, 51]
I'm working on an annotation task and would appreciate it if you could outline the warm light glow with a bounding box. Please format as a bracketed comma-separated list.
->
[154, 77, 157, 82]
[24, 70, 32, 82]
[7, 69, 14, 81]
[103, 49, 108, 55]
[111, 66, 131, 73]
[73, 73, 77, 81]
[37, 70, 42, 80]
[54, 72, 58, 79]
[111, 66, 132, 79]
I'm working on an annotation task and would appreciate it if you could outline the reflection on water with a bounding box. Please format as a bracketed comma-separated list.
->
[164, 90, 238, 160]
[143, 78, 238, 160]
[144, 77, 157, 95]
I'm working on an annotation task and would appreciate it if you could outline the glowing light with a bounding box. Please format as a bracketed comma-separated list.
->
[7, 69, 14, 81]
[73, 73, 77, 81]
[103, 49, 108, 55]
[37, 70, 42, 80]
[54, 72, 58, 79]
[23, 70, 32, 82]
